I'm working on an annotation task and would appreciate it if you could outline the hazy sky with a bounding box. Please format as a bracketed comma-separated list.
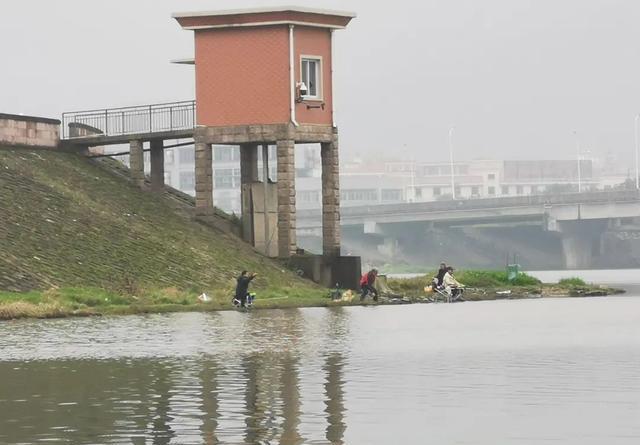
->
[2, 0, 640, 163]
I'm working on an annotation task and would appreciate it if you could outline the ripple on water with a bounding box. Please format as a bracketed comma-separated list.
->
[0, 299, 640, 443]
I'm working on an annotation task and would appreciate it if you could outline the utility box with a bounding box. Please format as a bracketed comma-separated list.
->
[507, 264, 520, 282]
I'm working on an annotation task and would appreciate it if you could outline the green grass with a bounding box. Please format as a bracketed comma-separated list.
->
[0, 147, 325, 319]
[456, 270, 541, 287]
[388, 269, 541, 293]
[558, 277, 587, 288]
[0, 286, 345, 319]
[386, 269, 624, 300]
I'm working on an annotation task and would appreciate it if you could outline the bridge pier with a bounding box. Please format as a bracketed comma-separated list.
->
[129, 140, 144, 188]
[149, 139, 164, 192]
[377, 237, 399, 258]
[555, 220, 607, 269]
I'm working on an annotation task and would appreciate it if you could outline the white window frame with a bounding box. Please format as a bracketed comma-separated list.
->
[300, 55, 323, 100]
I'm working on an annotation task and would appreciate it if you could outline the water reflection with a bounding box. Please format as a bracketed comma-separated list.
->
[0, 309, 350, 444]
[199, 359, 219, 445]
[150, 361, 175, 444]
[324, 354, 346, 444]
[3, 299, 639, 443]
[0, 354, 348, 444]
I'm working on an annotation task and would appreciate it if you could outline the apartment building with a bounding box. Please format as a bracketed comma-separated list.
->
[123, 143, 605, 213]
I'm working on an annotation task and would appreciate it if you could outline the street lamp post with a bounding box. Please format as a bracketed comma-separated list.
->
[449, 127, 456, 200]
[635, 114, 639, 190]
[574, 131, 582, 193]
[403, 143, 416, 202]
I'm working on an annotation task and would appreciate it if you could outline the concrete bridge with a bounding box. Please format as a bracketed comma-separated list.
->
[59, 103, 640, 270]
[298, 190, 640, 269]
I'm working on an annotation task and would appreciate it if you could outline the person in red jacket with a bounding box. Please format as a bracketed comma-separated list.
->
[360, 268, 379, 302]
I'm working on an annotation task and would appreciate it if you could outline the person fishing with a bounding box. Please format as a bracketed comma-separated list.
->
[234, 270, 257, 308]
[434, 262, 448, 289]
[360, 268, 379, 302]
[443, 266, 465, 300]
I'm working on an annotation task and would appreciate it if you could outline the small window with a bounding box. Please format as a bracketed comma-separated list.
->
[214, 146, 232, 162]
[381, 189, 402, 202]
[433, 187, 441, 196]
[340, 189, 378, 201]
[179, 171, 195, 190]
[301, 57, 321, 99]
[165, 149, 174, 165]
[488, 173, 495, 180]
[501, 186, 509, 195]
[488, 186, 496, 195]
[179, 147, 195, 164]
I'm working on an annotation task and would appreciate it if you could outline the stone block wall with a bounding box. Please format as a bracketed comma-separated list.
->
[67, 122, 104, 155]
[277, 139, 297, 257]
[321, 133, 341, 257]
[0, 113, 60, 149]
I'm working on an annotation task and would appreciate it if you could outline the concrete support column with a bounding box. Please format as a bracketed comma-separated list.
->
[129, 139, 144, 188]
[240, 144, 259, 242]
[321, 134, 341, 257]
[195, 141, 214, 217]
[558, 220, 606, 269]
[149, 139, 164, 193]
[277, 139, 297, 258]
[240, 143, 259, 183]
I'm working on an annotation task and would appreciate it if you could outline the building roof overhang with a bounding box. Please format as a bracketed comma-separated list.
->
[172, 6, 356, 30]
[170, 58, 195, 65]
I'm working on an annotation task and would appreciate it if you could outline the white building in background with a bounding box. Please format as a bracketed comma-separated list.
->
[117, 142, 626, 214]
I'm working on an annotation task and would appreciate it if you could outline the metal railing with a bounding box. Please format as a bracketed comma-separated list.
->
[61, 100, 196, 139]
[296, 189, 640, 226]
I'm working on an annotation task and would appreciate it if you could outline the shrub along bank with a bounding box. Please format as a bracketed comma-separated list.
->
[387, 270, 623, 300]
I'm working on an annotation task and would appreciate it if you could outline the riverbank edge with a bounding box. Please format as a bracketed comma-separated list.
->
[0, 284, 626, 321]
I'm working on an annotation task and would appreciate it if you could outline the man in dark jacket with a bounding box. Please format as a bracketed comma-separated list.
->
[435, 262, 448, 288]
[235, 271, 257, 307]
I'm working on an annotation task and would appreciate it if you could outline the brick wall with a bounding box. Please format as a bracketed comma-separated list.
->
[195, 26, 291, 126]
[295, 26, 333, 126]
[0, 113, 60, 149]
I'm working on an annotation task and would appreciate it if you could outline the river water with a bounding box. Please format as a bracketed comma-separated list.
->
[1, 274, 640, 444]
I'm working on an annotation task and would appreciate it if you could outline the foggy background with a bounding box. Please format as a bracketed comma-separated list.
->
[2, 0, 640, 163]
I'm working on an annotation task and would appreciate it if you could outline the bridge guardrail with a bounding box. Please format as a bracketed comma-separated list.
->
[61, 100, 196, 139]
[297, 190, 640, 221]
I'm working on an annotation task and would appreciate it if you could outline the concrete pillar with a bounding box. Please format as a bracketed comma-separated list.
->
[558, 220, 606, 269]
[321, 134, 341, 257]
[129, 139, 144, 188]
[561, 235, 592, 269]
[377, 237, 398, 258]
[240, 144, 259, 242]
[277, 139, 297, 258]
[150, 139, 164, 193]
[240, 143, 259, 184]
[195, 141, 214, 217]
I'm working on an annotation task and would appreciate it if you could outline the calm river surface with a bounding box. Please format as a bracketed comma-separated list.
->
[2, 274, 640, 444]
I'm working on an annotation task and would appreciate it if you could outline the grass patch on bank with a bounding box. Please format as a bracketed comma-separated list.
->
[386, 269, 623, 300]
[388, 269, 541, 293]
[558, 277, 587, 288]
[0, 147, 326, 320]
[0, 285, 335, 320]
